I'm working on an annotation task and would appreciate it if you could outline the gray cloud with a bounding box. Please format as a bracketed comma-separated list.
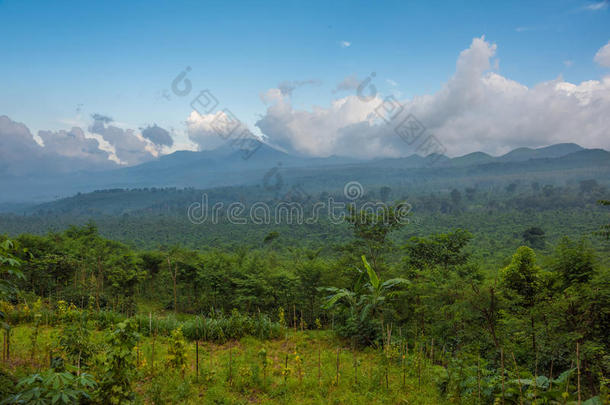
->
[277, 79, 321, 96]
[91, 113, 113, 124]
[90, 114, 155, 165]
[0, 116, 116, 176]
[332, 74, 361, 93]
[38, 127, 111, 164]
[141, 124, 173, 147]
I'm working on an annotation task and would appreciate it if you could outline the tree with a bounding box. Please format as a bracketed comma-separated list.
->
[522, 227, 546, 249]
[404, 229, 473, 272]
[346, 202, 409, 272]
[0, 239, 24, 303]
[597, 200, 610, 241]
[165, 247, 183, 313]
[579, 179, 598, 194]
[450, 189, 462, 207]
[379, 186, 392, 202]
[500, 246, 544, 353]
[552, 237, 596, 286]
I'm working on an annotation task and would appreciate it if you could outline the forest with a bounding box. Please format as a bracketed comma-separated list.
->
[0, 184, 608, 403]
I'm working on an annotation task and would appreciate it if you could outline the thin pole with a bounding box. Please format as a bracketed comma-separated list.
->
[336, 348, 340, 386]
[500, 348, 505, 405]
[577, 342, 581, 405]
[195, 340, 199, 381]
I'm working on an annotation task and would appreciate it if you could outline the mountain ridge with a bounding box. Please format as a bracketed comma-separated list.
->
[0, 142, 606, 204]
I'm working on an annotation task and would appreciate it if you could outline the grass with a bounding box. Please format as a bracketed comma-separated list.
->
[2, 324, 445, 404]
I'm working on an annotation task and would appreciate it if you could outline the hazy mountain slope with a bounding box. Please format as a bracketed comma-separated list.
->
[0, 143, 604, 204]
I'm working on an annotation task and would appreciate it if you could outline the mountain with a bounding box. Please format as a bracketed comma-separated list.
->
[445, 152, 494, 167]
[0, 142, 606, 204]
[497, 143, 583, 162]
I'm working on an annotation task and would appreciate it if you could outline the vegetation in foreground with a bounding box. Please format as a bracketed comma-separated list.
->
[0, 198, 608, 403]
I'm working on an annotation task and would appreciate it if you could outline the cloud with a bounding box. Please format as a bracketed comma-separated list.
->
[89, 114, 155, 165]
[256, 88, 386, 157]
[563, 60, 574, 67]
[38, 127, 112, 164]
[332, 74, 361, 93]
[277, 79, 322, 96]
[141, 124, 174, 147]
[0, 115, 116, 176]
[386, 79, 398, 87]
[339, 40, 351, 48]
[91, 113, 112, 124]
[255, 36, 610, 157]
[186, 110, 243, 150]
[584, 1, 608, 10]
[594, 41, 610, 67]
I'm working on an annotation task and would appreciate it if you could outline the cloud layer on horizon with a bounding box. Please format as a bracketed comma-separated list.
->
[0, 115, 116, 176]
[0, 115, 176, 176]
[254, 37, 610, 157]
[2, 36, 609, 174]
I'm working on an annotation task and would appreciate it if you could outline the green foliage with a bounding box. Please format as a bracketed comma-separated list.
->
[165, 326, 187, 373]
[97, 319, 139, 405]
[58, 312, 95, 369]
[1, 369, 96, 405]
[522, 226, 546, 249]
[0, 239, 24, 307]
[322, 255, 408, 345]
[552, 237, 596, 286]
[500, 246, 544, 308]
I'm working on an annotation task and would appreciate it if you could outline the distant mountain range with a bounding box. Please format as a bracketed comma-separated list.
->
[0, 142, 607, 207]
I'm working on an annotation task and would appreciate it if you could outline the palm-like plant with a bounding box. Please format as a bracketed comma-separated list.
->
[0, 240, 24, 331]
[322, 255, 409, 329]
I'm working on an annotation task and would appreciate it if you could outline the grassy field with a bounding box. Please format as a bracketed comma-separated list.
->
[1, 325, 444, 404]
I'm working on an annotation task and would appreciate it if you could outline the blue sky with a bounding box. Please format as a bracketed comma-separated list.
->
[1, 0, 609, 160]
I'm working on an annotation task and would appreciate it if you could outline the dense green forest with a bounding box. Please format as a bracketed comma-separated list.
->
[0, 181, 608, 403]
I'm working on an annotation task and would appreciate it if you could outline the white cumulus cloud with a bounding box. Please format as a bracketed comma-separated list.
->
[254, 36, 610, 157]
[594, 40, 610, 67]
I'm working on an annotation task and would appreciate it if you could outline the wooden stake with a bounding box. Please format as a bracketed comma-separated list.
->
[195, 340, 199, 381]
[576, 342, 581, 405]
[336, 348, 340, 385]
[353, 350, 357, 385]
[284, 354, 289, 385]
[318, 345, 321, 385]
[229, 344, 233, 384]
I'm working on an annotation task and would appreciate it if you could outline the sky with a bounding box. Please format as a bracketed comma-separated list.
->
[1, 0, 609, 170]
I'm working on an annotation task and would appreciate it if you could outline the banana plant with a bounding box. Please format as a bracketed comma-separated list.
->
[321, 255, 409, 326]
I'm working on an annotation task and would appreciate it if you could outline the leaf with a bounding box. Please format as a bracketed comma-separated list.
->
[381, 278, 410, 290]
[361, 255, 379, 290]
[323, 289, 355, 309]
